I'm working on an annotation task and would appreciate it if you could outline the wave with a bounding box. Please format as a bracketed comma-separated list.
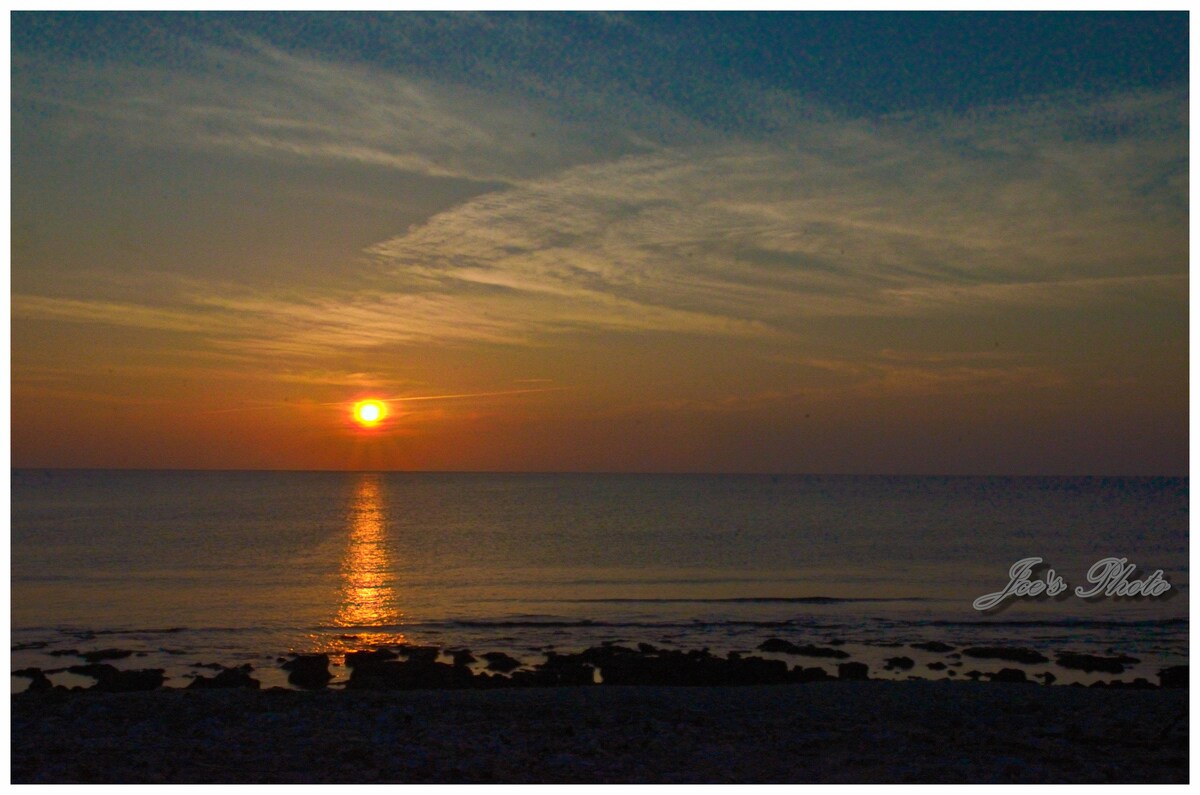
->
[18, 615, 1185, 640]
[322, 618, 839, 631]
[921, 617, 1187, 629]
[543, 596, 930, 604]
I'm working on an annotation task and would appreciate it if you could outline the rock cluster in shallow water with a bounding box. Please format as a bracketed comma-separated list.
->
[11, 639, 1189, 693]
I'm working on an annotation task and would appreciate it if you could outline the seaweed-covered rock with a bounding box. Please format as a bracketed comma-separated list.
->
[188, 665, 260, 690]
[910, 641, 956, 653]
[837, 662, 869, 681]
[281, 654, 332, 689]
[1055, 652, 1139, 674]
[481, 652, 523, 673]
[80, 648, 134, 663]
[346, 658, 477, 690]
[536, 652, 597, 686]
[884, 656, 915, 671]
[756, 639, 849, 659]
[727, 655, 790, 685]
[1158, 665, 1188, 689]
[12, 641, 49, 651]
[66, 664, 164, 692]
[962, 647, 1049, 665]
[395, 645, 441, 664]
[13, 667, 54, 692]
[791, 666, 833, 683]
[989, 668, 1029, 683]
[599, 648, 723, 686]
[344, 649, 399, 668]
[1106, 678, 1155, 690]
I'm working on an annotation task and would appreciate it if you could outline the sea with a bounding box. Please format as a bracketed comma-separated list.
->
[10, 470, 1188, 691]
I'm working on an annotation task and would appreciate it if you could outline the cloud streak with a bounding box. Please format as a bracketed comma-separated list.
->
[12, 33, 1187, 376]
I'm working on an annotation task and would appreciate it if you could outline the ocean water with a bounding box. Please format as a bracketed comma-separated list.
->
[11, 470, 1188, 690]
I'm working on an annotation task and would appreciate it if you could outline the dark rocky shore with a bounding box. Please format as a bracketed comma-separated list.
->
[13, 639, 1188, 693]
[11, 640, 1189, 782]
[12, 680, 1188, 783]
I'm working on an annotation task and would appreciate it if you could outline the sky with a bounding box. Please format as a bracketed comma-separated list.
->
[9, 11, 1189, 475]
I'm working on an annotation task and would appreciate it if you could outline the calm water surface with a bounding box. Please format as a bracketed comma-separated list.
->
[11, 471, 1188, 690]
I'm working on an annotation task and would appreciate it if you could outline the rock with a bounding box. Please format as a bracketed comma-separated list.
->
[964, 670, 983, 680]
[791, 666, 833, 683]
[80, 648, 135, 663]
[450, 649, 476, 667]
[344, 649, 399, 668]
[281, 654, 332, 689]
[66, 664, 164, 692]
[12, 641, 49, 651]
[756, 638, 849, 658]
[989, 668, 1028, 683]
[911, 641, 956, 653]
[756, 638, 797, 654]
[962, 646, 1049, 665]
[926, 662, 947, 671]
[884, 656, 914, 671]
[1158, 665, 1188, 688]
[47, 649, 80, 657]
[598, 648, 722, 686]
[1036, 672, 1056, 685]
[396, 645, 441, 664]
[13, 667, 54, 692]
[188, 665, 260, 689]
[727, 655, 789, 685]
[1106, 678, 1155, 690]
[536, 652, 597, 686]
[838, 662, 869, 680]
[346, 658, 477, 690]
[481, 652, 523, 673]
[1055, 652, 1139, 674]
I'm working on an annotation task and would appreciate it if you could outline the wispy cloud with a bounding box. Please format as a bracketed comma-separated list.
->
[18, 35, 646, 185]
[366, 88, 1185, 333]
[12, 35, 1187, 371]
[12, 295, 238, 334]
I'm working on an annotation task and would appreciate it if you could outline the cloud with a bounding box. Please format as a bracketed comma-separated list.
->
[16, 35, 649, 185]
[12, 295, 235, 334]
[366, 87, 1186, 333]
[11, 34, 1187, 370]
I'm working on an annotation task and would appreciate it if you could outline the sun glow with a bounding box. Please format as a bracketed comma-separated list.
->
[353, 399, 387, 426]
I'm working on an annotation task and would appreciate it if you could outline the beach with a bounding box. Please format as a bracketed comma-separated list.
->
[11, 680, 1188, 783]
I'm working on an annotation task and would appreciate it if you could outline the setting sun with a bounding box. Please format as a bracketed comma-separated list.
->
[353, 399, 387, 426]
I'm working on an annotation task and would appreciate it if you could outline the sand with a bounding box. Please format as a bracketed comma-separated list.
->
[10, 680, 1188, 783]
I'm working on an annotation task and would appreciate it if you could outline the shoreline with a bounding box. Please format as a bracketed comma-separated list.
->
[13, 636, 1187, 693]
[11, 680, 1189, 783]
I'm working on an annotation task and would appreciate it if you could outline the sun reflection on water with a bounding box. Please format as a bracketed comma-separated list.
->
[317, 474, 408, 655]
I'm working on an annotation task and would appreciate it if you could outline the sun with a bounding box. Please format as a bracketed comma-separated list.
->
[352, 399, 387, 426]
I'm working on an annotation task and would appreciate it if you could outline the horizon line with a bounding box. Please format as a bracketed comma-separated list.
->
[9, 466, 1188, 479]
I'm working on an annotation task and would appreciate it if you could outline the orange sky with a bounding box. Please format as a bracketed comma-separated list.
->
[10, 13, 1189, 475]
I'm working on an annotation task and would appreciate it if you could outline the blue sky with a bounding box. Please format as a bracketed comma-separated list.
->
[10, 12, 1189, 473]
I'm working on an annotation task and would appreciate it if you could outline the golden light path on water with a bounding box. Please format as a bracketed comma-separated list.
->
[316, 473, 407, 657]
